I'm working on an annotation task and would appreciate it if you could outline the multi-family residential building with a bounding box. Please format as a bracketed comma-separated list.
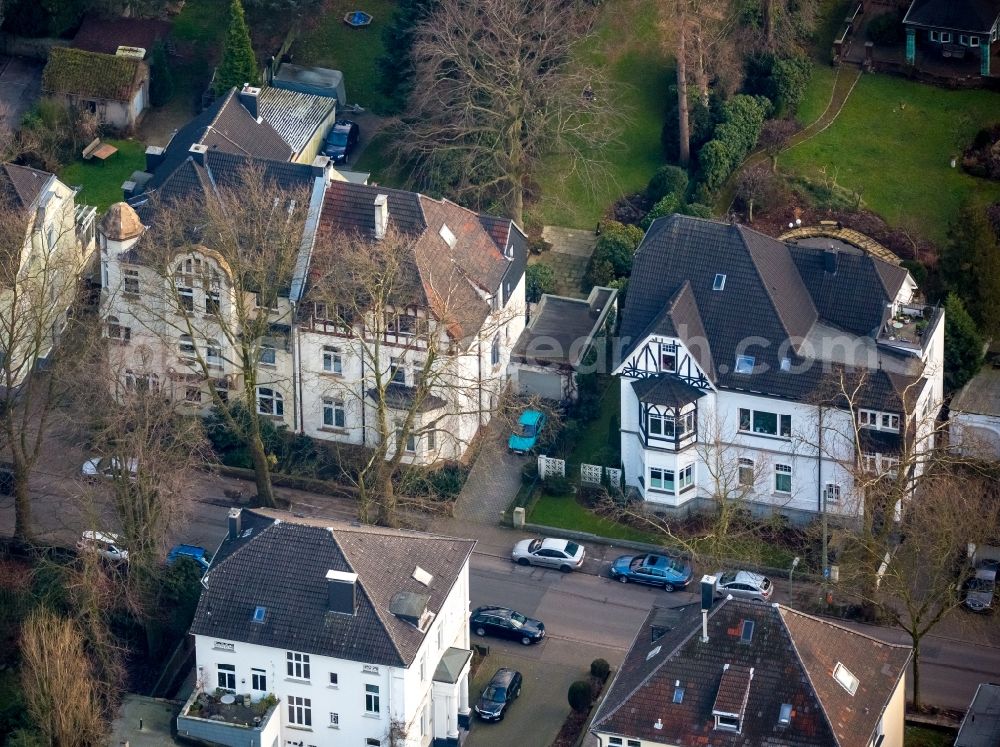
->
[177, 508, 476, 747]
[0, 163, 97, 387]
[590, 595, 912, 747]
[98, 114, 526, 465]
[295, 181, 527, 463]
[614, 215, 944, 521]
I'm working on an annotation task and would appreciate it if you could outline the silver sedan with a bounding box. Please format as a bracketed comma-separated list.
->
[511, 538, 585, 572]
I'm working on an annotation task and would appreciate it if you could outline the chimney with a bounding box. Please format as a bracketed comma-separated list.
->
[311, 154, 331, 178]
[374, 194, 388, 240]
[189, 143, 208, 166]
[824, 246, 838, 274]
[239, 84, 261, 119]
[227, 507, 242, 540]
[326, 570, 358, 615]
[700, 574, 717, 643]
[145, 145, 165, 172]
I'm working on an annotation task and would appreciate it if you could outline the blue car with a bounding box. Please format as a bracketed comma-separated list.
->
[609, 552, 693, 591]
[508, 410, 546, 454]
[167, 544, 211, 573]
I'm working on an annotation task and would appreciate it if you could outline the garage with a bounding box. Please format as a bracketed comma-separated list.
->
[516, 368, 564, 401]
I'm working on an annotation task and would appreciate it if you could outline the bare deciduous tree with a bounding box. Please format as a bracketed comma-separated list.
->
[19, 608, 108, 746]
[307, 225, 520, 526]
[122, 167, 314, 508]
[400, 0, 616, 224]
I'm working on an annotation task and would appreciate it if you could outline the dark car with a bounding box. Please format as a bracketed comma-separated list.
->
[474, 668, 522, 721]
[609, 552, 693, 591]
[322, 119, 359, 163]
[470, 606, 544, 646]
[964, 559, 999, 613]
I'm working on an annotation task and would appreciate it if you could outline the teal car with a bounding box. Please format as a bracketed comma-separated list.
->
[508, 410, 546, 454]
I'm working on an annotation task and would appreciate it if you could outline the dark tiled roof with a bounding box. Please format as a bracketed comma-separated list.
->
[592, 599, 911, 747]
[319, 180, 425, 237]
[619, 216, 919, 406]
[632, 375, 706, 406]
[903, 0, 1000, 33]
[511, 287, 616, 369]
[71, 16, 170, 56]
[0, 163, 51, 209]
[191, 509, 475, 667]
[42, 47, 145, 101]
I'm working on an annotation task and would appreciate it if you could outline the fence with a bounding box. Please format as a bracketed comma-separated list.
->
[537, 454, 565, 479]
[581, 463, 622, 485]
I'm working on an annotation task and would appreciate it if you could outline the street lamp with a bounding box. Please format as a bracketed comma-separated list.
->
[789, 556, 801, 600]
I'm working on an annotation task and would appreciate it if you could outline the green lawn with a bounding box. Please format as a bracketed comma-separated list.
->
[569, 378, 620, 467]
[780, 74, 1000, 244]
[293, 0, 396, 114]
[529, 492, 664, 544]
[172, 0, 227, 47]
[795, 64, 837, 127]
[904, 725, 955, 747]
[59, 140, 147, 212]
[531, 0, 672, 229]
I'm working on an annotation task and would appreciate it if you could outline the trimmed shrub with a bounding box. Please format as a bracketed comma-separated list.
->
[584, 221, 644, 286]
[641, 193, 683, 230]
[645, 165, 689, 203]
[590, 658, 611, 681]
[771, 56, 812, 117]
[544, 475, 574, 496]
[568, 680, 592, 712]
[526, 262, 557, 303]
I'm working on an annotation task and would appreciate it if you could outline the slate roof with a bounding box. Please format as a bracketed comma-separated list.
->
[191, 509, 475, 668]
[258, 86, 336, 155]
[592, 599, 911, 747]
[619, 216, 922, 407]
[71, 16, 170, 56]
[0, 163, 52, 209]
[903, 0, 1000, 33]
[956, 682, 1000, 747]
[42, 47, 146, 101]
[632, 375, 706, 407]
[311, 181, 525, 346]
[511, 287, 616, 369]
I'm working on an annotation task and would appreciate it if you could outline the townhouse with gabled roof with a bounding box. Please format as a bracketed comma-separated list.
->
[591, 596, 912, 747]
[177, 508, 476, 747]
[614, 215, 944, 522]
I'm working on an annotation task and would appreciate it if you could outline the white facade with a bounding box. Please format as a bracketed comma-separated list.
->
[187, 564, 472, 747]
[615, 283, 944, 522]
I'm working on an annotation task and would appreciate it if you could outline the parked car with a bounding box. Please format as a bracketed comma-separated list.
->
[714, 570, 773, 602]
[322, 119, 359, 163]
[508, 409, 546, 454]
[474, 668, 522, 721]
[77, 531, 129, 562]
[512, 537, 585, 572]
[609, 552, 693, 591]
[81, 456, 138, 481]
[470, 606, 545, 645]
[167, 544, 211, 573]
[964, 560, 998, 613]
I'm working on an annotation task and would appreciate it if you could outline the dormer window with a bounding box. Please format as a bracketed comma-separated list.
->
[734, 355, 754, 374]
[713, 274, 726, 291]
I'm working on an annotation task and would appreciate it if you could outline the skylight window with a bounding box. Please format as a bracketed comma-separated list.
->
[740, 620, 754, 643]
[780, 357, 791, 372]
[252, 606, 266, 623]
[778, 703, 793, 726]
[734, 355, 755, 374]
[673, 681, 685, 704]
[646, 645, 662, 661]
[439, 223, 456, 249]
[833, 662, 859, 696]
[412, 566, 433, 586]
[713, 274, 727, 291]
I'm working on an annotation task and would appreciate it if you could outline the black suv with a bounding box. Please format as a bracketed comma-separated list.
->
[322, 119, 359, 164]
[470, 606, 545, 645]
[474, 668, 522, 721]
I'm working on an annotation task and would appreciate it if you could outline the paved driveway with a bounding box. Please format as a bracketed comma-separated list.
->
[0, 56, 43, 131]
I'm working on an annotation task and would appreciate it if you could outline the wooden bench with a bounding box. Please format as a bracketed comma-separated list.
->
[82, 138, 118, 161]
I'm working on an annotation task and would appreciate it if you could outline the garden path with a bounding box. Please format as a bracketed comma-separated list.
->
[534, 226, 600, 299]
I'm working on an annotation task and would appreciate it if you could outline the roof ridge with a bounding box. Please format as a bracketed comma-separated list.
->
[775, 605, 843, 747]
[207, 88, 238, 131]
[206, 518, 281, 577]
[326, 527, 407, 667]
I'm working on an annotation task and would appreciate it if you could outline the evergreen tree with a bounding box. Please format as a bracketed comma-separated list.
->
[943, 293, 984, 393]
[941, 200, 1000, 338]
[377, 0, 439, 113]
[149, 43, 175, 107]
[214, 0, 258, 95]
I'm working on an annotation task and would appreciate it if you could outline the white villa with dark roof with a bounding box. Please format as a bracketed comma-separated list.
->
[178, 508, 476, 747]
[615, 215, 944, 522]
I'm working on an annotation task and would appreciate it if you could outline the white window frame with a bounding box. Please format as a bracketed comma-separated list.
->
[427, 430, 437, 450]
[365, 683, 381, 714]
[257, 387, 284, 417]
[286, 650, 310, 680]
[177, 285, 194, 312]
[389, 357, 406, 385]
[206, 339, 223, 369]
[123, 268, 140, 296]
[259, 344, 276, 366]
[660, 349, 676, 372]
[930, 29, 940, 42]
[287, 695, 312, 726]
[881, 413, 900, 431]
[322, 345, 342, 374]
[941, 31, 952, 43]
[205, 286, 220, 314]
[649, 467, 675, 493]
[329, 711, 339, 728]
[217, 663, 236, 691]
[970, 35, 980, 46]
[738, 458, 754, 488]
[774, 464, 792, 494]
[823, 483, 841, 504]
[179, 334, 195, 357]
[323, 398, 346, 429]
[251, 668, 266, 691]
[678, 463, 694, 492]
[106, 316, 131, 342]
[739, 408, 791, 438]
